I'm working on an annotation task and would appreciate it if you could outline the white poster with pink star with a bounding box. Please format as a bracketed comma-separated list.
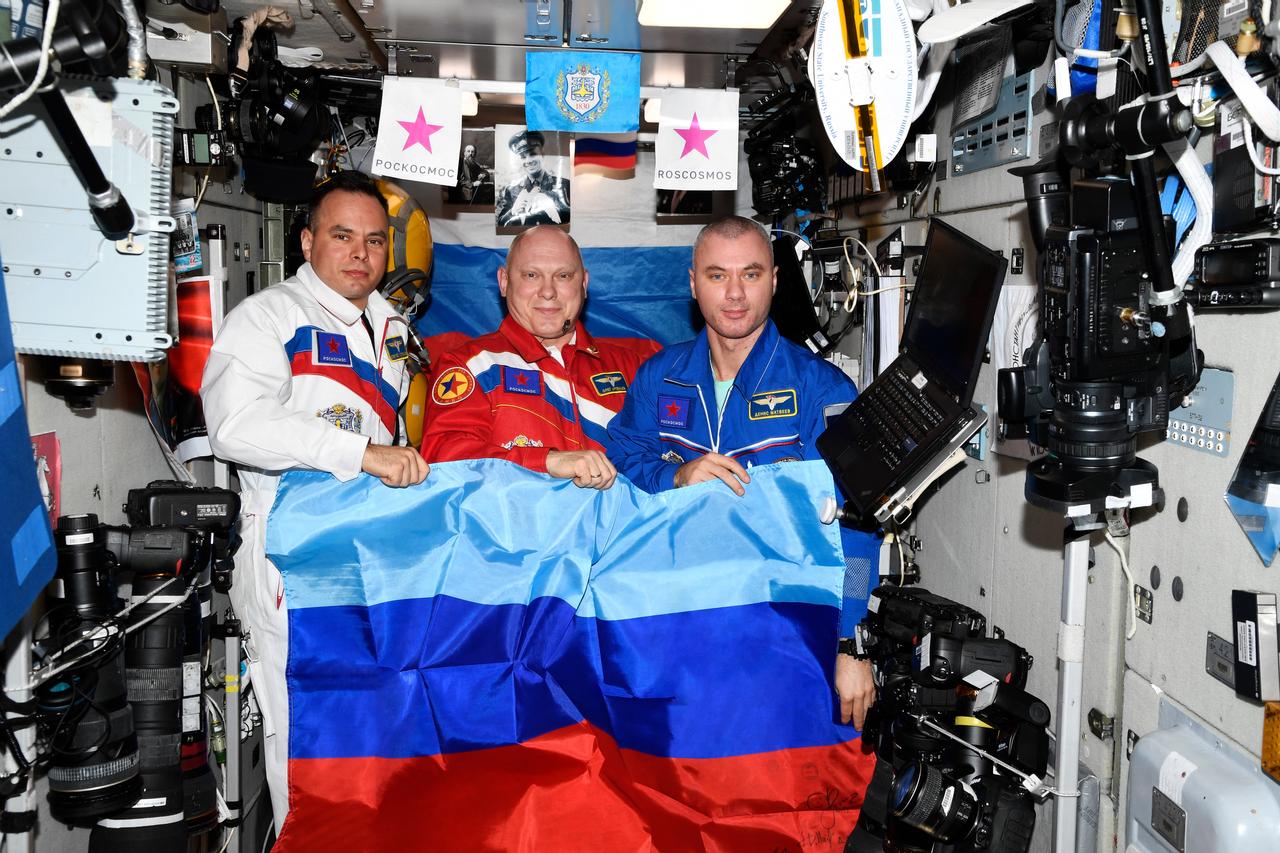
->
[653, 89, 739, 191]
[371, 76, 463, 187]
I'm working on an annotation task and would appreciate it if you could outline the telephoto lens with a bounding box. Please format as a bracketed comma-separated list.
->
[89, 531, 199, 853]
[42, 515, 142, 826]
[889, 760, 980, 843]
[123, 481, 239, 840]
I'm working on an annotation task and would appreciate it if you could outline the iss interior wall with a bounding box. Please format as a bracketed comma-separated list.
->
[839, 54, 1279, 853]
[3, 72, 265, 853]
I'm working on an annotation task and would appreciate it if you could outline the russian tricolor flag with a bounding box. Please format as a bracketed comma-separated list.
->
[267, 460, 876, 850]
[575, 133, 639, 178]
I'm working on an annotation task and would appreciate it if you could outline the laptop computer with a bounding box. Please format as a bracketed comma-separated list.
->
[818, 218, 1007, 525]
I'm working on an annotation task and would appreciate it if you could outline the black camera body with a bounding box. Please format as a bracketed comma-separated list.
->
[1000, 180, 1168, 453]
[125, 480, 240, 592]
[743, 80, 825, 218]
[121, 482, 239, 843]
[860, 587, 1033, 727]
[998, 178, 1201, 505]
[746, 135, 825, 217]
[858, 587, 1048, 853]
[125, 481, 239, 532]
[223, 18, 325, 202]
[1042, 181, 1165, 387]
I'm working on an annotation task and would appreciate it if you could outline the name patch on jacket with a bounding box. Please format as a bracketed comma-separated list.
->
[591, 371, 628, 396]
[314, 331, 351, 366]
[658, 395, 692, 429]
[748, 389, 798, 420]
[503, 367, 542, 396]
[385, 336, 408, 362]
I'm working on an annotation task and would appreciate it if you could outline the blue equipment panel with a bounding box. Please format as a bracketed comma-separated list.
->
[951, 72, 1034, 177]
[1166, 367, 1234, 458]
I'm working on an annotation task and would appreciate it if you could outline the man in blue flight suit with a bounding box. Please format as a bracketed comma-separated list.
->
[607, 215, 879, 730]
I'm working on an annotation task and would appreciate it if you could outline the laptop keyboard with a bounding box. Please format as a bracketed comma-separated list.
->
[853, 366, 946, 469]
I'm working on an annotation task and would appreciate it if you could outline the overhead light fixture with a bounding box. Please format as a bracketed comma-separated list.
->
[643, 97, 661, 123]
[445, 80, 481, 116]
[637, 0, 789, 28]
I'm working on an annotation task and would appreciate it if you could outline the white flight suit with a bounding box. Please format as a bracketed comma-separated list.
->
[201, 262, 412, 832]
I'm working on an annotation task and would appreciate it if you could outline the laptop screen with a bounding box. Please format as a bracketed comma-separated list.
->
[900, 219, 1007, 400]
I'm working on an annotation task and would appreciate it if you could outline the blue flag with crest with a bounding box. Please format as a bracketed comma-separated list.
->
[526, 50, 640, 133]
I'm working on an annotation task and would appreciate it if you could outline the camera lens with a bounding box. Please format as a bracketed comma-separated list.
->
[44, 515, 143, 826]
[890, 762, 919, 809]
[890, 761, 980, 843]
[1047, 381, 1136, 471]
[89, 569, 189, 851]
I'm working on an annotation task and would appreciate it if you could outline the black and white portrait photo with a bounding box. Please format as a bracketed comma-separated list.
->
[494, 125, 571, 230]
[445, 129, 495, 207]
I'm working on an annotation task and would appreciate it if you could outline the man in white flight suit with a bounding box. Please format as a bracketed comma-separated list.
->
[201, 170, 429, 832]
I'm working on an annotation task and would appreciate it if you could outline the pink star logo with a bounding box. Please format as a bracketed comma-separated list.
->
[674, 112, 717, 159]
[398, 107, 443, 152]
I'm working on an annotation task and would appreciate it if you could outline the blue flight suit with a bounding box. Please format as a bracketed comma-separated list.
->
[607, 319, 879, 634]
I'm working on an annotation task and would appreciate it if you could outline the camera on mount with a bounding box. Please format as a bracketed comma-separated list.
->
[996, 0, 1201, 511]
[17, 482, 238, 850]
[996, 175, 1202, 507]
[224, 16, 325, 201]
[741, 66, 825, 218]
[857, 586, 1049, 853]
[746, 132, 825, 218]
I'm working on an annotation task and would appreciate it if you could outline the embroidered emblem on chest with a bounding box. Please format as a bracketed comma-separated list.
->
[314, 331, 352, 366]
[502, 435, 545, 449]
[657, 395, 692, 430]
[590, 371, 627, 396]
[503, 367, 543, 396]
[748, 389, 798, 420]
[385, 336, 408, 362]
